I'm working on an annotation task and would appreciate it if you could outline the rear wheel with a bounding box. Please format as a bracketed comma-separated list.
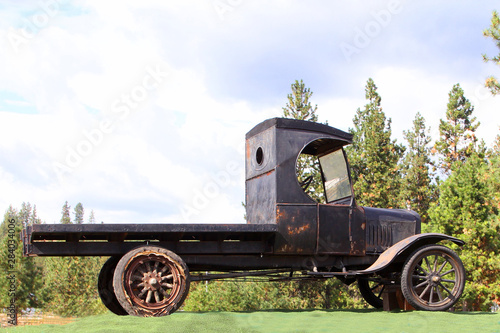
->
[357, 276, 384, 309]
[401, 244, 465, 311]
[98, 256, 128, 315]
[113, 246, 190, 317]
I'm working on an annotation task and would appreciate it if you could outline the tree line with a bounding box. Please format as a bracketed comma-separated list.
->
[348, 78, 499, 311]
[0, 202, 107, 317]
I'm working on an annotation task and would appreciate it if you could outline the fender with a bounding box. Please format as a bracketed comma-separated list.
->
[356, 233, 465, 275]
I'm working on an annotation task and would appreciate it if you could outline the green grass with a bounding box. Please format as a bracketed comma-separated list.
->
[3, 310, 500, 333]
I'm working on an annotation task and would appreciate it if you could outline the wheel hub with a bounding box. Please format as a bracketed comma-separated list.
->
[143, 272, 162, 291]
[429, 274, 441, 286]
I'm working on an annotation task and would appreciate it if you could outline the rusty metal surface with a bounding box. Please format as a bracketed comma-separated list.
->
[27, 240, 274, 257]
[245, 117, 355, 257]
[245, 169, 277, 225]
[182, 253, 376, 271]
[307, 233, 465, 278]
[364, 207, 420, 253]
[245, 125, 276, 181]
[245, 118, 353, 142]
[190, 269, 292, 281]
[24, 223, 277, 258]
[113, 246, 190, 317]
[355, 233, 465, 275]
[317, 204, 365, 256]
[274, 204, 317, 254]
[245, 118, 352, 225]
[27, 223, 277, 241]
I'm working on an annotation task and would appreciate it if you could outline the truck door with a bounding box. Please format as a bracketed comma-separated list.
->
[316, 149, 365, 256]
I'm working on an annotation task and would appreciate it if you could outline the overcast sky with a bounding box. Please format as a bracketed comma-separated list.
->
[0, 0, 499, 224]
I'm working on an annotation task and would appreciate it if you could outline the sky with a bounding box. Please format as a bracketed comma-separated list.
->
[0, 0, 499, 224]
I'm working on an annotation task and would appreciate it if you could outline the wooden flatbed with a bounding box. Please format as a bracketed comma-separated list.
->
[23, 223, 277, 257]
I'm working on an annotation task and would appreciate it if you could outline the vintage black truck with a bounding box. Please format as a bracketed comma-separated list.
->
[22, 117, 465, 316]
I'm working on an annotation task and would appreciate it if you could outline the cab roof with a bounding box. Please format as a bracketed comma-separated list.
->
[246, 117, 353, 143]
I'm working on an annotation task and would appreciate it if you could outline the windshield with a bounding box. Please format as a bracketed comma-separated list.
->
[319, 149, 352, 203]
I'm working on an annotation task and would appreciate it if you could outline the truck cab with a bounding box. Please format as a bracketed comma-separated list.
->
[245, 117, 420, 257]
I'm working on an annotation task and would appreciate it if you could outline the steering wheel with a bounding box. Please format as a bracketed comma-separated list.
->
[300, 175, 313, 191]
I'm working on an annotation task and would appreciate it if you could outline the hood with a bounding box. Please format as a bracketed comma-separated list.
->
[362, 207, 421, 253]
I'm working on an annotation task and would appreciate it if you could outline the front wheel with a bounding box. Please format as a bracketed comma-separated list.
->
[113, 246, 190, 317]
[401, 244, 465, 311]
[357, 276, 384, 309]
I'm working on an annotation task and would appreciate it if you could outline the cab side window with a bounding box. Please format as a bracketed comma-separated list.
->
[319, 149, 352, 203]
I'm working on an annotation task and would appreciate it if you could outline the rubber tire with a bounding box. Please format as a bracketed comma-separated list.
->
[113, 246, 190, 317]
[357, 277, 384, 309]
[98, 256, 128, 315]
[401, 244, 465, 311]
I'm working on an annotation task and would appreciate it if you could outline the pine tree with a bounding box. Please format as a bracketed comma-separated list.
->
[73, 203, 84, 224]
[282, 79, 324, 202]
[88, 210, 96, 224]
[347, 78, 404, 208]
[61, 201, 71, 224]
[19, 202, 32, 227]
[0, 205, 16, 239]
[43, 255, 107, 316]
[482, 10, 500, 95]
[434, 83, 479, 174]
[400, 113, 435, 221]
[427, 153, 500, 310]
[487, 133, 500, 202]
[492, 131, 500, 156]
[0, 207, 45, 310]
[279, 79, 360, 308]
[282, 79, 318, 122]
[29, 205, 42, 225]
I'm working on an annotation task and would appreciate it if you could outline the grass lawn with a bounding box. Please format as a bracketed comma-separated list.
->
[3, 310, 500, 333]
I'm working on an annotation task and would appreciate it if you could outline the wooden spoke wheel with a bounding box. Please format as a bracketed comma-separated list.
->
[98, 256, 128, 315]
[357, 276, 384, 309]
[401, 244, 465, 311]
[113, 246, 190, 317]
